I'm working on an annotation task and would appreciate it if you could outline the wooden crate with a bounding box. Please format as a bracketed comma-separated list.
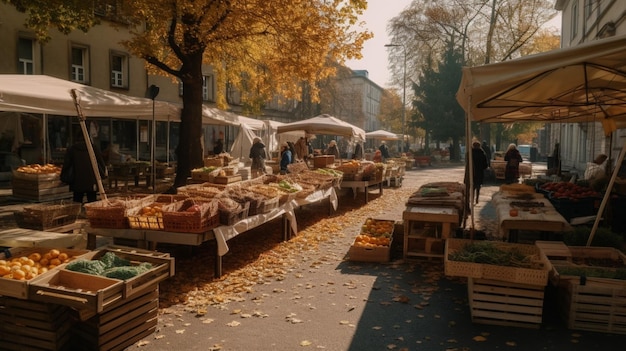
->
[75, 248, 175, 299]
[445, 239, 551, 286]
[468, 278, 545, 329]
[0, 247, 89, 299]
[0, 296, 75, 351]
[12, 185, 72, 202]
[348, 238, 392, 262]
[29, 270, 124, 313]
[213, 174, 242, 184]
[557, 278, 626, 334]
[70, 285, 159, 351]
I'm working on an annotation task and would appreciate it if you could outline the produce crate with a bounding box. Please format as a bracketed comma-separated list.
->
[203, 157, 224, 167]
[219, 202, 250, 226]
[556, 277, 626, 334]
[445, 238, 551, 286]
[12, 184, 72, 202]
[313, 155, 335, 168]
[29, 269, 124, 313]
[13, 202, 81, 230]
[0, 296, 75, 351]
[348, 236, 392, 262]
[550, 246, 626, 285]
[70, 248, 175, 299]
[162, 198, 219, 233]
[0, 247, 90, 299]
[468, 278, 545, 329]
[84, 196, 153, 229]
[70, 285, 159, 350]
[191, 170, 214, 182]
[213, 174, 242, 184]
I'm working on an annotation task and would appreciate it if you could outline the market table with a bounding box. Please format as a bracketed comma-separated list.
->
[492, 191, 571, 242]
[340, 179, 383, 203]
[86, 187, 337, 277]
[0, 226, 85, 248]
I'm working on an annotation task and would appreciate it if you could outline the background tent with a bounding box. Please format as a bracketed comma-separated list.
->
[365, 130, 399, 140]
[276, 114, 366, 142]
[456, 35, 626, 244]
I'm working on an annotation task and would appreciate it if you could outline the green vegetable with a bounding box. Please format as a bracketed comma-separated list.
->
[103, 262, 153, 280]
[65, 259, 106, 275]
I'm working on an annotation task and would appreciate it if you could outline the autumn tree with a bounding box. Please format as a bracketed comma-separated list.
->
[4, 0, 372, 187]
[413, 42, 465, 161]
[386, 0, 558, 148]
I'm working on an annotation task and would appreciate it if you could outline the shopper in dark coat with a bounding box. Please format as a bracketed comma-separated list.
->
[481, 140, 491, 167]
[279, 142, 292, 174]
[378, 141, 390, 161]
[249, 137, 267, 178]
[504, 143, 523, 184]
[471, 141, 489, 203]
[61, 131, 107, 203]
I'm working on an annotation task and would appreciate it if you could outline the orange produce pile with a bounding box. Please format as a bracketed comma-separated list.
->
[0, 249, 77, 280]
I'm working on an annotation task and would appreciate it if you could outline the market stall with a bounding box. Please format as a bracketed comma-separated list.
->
[491, 186, 571, 242]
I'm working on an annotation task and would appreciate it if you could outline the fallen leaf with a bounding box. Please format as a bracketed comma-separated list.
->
[339, 320, 350, 325]
[300, 340, 312, 346]
[386, 344, 397, 349]
[372, 326, 383, 330]
[175, 329, 185, 334]
[472, 335, 487, 342]
[202, 318, 215, 324]
[154, 335, 165, 340]
[505, 341, 517, 346]
[136, 340, 149, 346]
[226, 321, 241, 327]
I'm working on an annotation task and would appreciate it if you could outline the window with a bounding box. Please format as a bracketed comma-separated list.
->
[110, 51, 128, 88]
[571, 1, 579, 38]
[584, 0, 593, 19]
[18, 38, 34, 74]
[71, 46, 89, 83]
[202, 75, 215, 101]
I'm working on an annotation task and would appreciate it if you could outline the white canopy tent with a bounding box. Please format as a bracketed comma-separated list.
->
[456, 35, 626, 244]
[276, 114, 366, 142]
[365, 130, 400, 141]
[0, 75, 179, 119]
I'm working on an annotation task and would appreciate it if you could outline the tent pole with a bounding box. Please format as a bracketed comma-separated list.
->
[586, 138, 626, 246]
[466, 96, 474, 234]
[70, 89, 107, 201]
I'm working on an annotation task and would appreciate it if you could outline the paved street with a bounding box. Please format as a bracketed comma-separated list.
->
[112, 163, 623, 351]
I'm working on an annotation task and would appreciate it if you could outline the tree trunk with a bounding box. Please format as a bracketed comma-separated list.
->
[173, 55, 205, 188]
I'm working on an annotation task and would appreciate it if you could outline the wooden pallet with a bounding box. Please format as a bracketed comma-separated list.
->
[70, 285, 159, 351]
[468, 278, 545, 329]
[558, 278, 626, 334]
[0, 296, 75, 351]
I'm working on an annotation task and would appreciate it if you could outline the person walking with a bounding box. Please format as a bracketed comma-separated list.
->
[294, 137, 309, 161]
[504, 143, 523, 184]
[379, 141, 390, 161]
[352, 142, 363, 160]
[481, 140, 491, 167]
[279, 142, 292, 174]
[471, 141, 489, 203]
[249, 137, 267, 178]
[61, 130, 107, 204]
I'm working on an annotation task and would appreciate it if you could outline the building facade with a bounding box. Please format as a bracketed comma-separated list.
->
[0, 3, 384, 171]
[555, 0, 626, 173]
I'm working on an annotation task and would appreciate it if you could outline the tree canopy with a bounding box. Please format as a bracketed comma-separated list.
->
[5, 0, 373, 187]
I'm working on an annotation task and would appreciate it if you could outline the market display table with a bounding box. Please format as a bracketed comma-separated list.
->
[403, 206, 458, 259]
[340, 179, 383, 203]
[86, 188, 337, 277]
[0, 225, 85, 249]
[491, 160, 532, 180]
[492, 191, 571, 242]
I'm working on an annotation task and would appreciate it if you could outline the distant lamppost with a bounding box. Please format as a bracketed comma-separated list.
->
[385, 43, 406, 153]
[148, 84, 160, 193]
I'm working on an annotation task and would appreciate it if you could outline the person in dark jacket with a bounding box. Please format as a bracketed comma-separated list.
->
[379, 141, 390, 161]
[481, 140, 491, 167]
[352, 142, 363, 160]
[325, 140, 340, 159]
[279, 142, 292, 174]
[249, 137, 267, 178]
[471, 141, 489, 203]
[504, 143, 523, 184]
[61, 130, 107, 203]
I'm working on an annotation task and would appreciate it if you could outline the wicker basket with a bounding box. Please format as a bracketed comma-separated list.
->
[219, 202, 250, 226]
[126, 202, 166, 230]
[84, 196, 155, 229]
[14, 202, 81, 230]
[444, 238, 551, 286]
[162, 198, 219, 233]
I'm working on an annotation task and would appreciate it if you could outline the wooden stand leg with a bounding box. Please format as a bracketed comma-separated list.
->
[214, 246, 222, 278]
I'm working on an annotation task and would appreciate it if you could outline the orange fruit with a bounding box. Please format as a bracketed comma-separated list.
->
[49, 249, 60, 258]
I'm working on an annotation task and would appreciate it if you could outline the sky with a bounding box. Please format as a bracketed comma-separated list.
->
[345, 0, 413, 89]
[345, 1, 562, 89]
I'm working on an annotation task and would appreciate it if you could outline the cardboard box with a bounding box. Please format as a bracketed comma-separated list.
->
[348, 237, 392, 262]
